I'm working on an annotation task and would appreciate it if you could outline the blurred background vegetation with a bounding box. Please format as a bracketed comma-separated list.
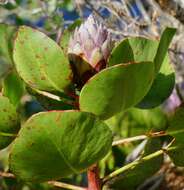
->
[1, 0, 184, 190]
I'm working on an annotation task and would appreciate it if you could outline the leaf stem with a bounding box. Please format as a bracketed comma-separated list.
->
[34, 89, 76, 107]
[0, 131, 17, 137]
[87, 165, 101, 190]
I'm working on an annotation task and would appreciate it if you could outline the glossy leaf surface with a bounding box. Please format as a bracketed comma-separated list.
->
[137, 54, 175, 108]
[80, 62, 154, 119]
[108, 37, 158, 66]
[154, 27, 176, 73]
[108, 29, 175, 109]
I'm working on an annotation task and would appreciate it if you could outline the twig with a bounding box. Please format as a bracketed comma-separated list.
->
[112, 131, 167, 146]
[48, 181, 87, 190]
[103, 147, 170, 183]
[103, 149, 164, 183]
[112, 135, 147, 146]
[0, 171, 86, 190]
[0, 171, 15, 178]
[34, 89, 77, 107]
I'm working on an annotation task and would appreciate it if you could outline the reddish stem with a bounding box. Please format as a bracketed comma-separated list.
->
[68, 92, 79, 100]
[87, 165, 101, 190]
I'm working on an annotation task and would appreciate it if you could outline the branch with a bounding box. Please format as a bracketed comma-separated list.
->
[103, 139, 176, 183]
[48, 181, 87, 190]
[34, 89, 77, 107]
[0, 171, 86, 190]
[112, 135, 147, 146]
[0, 171, 15, 178]
[112, 131, 167, 146]
[103, 149, 164, 183]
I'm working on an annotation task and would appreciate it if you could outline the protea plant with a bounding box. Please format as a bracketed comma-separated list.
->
[68, 14, 113, 86]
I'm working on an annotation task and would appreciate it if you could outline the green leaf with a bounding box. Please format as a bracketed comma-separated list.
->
[0, 24, 16, 65]
[67, 19, 82, 31]
[167, 106, 184, 166]
[10, 111, 112, 182]
[104, 138, 163, 190]
[137, 54, 175, 108]
[0, 62, 11, 79]
[167, 146, 184, 166]
[59, 30, 71, 56]
[167, 106, 184, 144]
[0, 96, 20, 150]
[80, 62, 154, 120]
[108, 37, 158, 67]
[105, 107, 167, 139]
[13, 26, 72, 93]
[108, 27, 176, 75]
[108, 30, 175, 109]
[154, 27, 176, 73]
[127, 107, 167, 132]
[2, 71, 25, 106]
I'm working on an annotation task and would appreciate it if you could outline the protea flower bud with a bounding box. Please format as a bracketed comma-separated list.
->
[68, 15, 112, 86]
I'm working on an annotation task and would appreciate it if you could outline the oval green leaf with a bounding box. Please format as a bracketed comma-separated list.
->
[167, 106, 184, 144]
[126, 107, 167, 133]
[0, 96, 20, 150]
[2, 71, 25, 106]
[168, 146, 184, 166]
[167, 106, 184, 166]
[10, 111, 112, 182]
[0, 24, 16, 65]
[13, 26, 72, 93]
[108, 37, 158, 67]
[108, 27, 176, 76]
[79, 62, 154, 120]
[109, 33, 175, 109]
[154, 27, 176, 73]
[137, 54, 175, 108]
